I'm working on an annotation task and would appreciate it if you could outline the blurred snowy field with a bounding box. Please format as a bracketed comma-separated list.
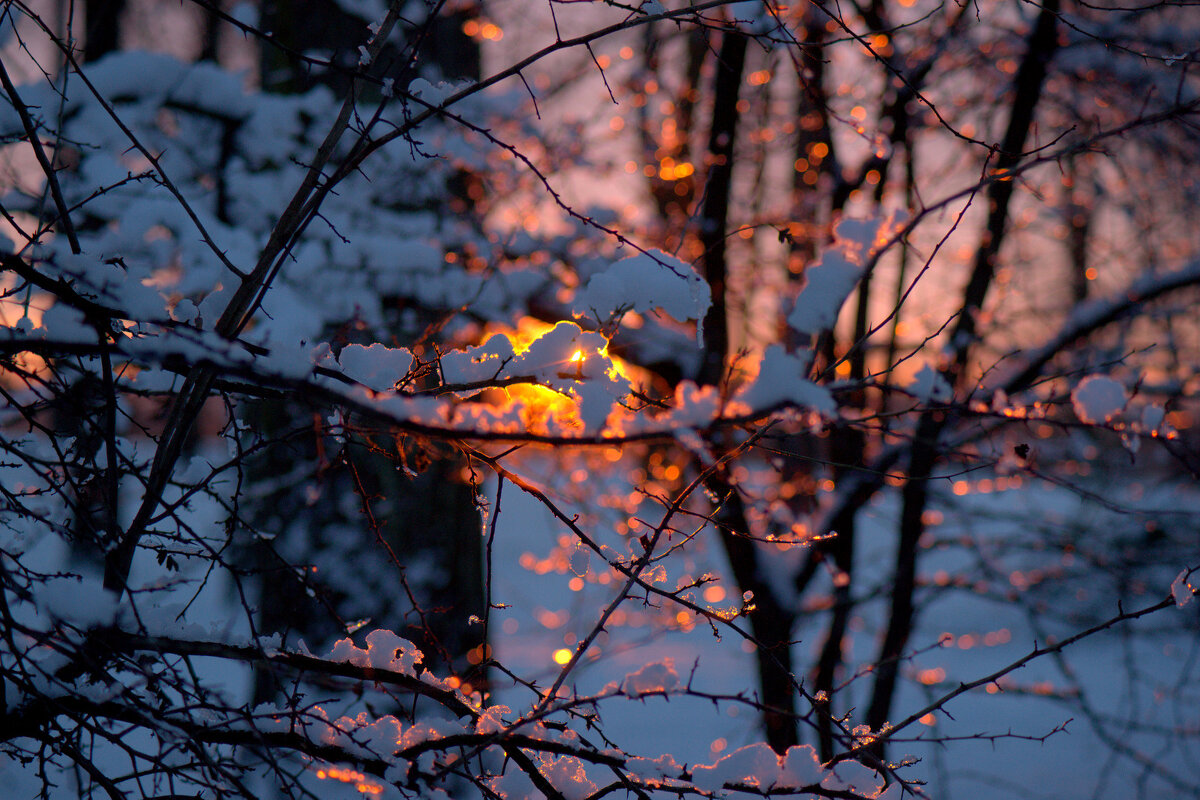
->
[489, 471, 1200, 799]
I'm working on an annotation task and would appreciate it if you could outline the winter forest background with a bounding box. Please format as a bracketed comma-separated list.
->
[1, 0, 1199, 798]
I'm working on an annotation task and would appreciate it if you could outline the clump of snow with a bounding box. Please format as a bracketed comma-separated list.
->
[171, 298, 200, 324]
[439, 322, 629, 432]
[488, 769, 537, 799]
[1140, 403, 1165, 432]
[438, 334, 516, 386]
[627, 753, 683, 779]
[475, 705, 512, 735]
[399, 718, 469, 749]
[334, 713, 403, 757]
[408, 78, 469, 107]
[691, 743, 883, 796]
[732, 346, 836, 416]
[620, 659, 679, 698]
[822, 758, 884, 794]
[40, 574, 119, 629]
[335, 343, 414, 392]
[1071, 375, 1128, 424]
[903, 363, 952, 403]
[690, 742, 784, 793]
[574, 250, 711, 339]
[788, 216, 891, 337]
[542, 756, 598, 800]
[1172, 570, 1195, 607]
[778, 744, 824, 787]
[327, 629, 423, 675]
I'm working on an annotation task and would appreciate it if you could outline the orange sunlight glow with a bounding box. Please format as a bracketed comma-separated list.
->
[0, 274, 53, 384]
[314, 766, 384, 796]
[468, 317, 641, 434]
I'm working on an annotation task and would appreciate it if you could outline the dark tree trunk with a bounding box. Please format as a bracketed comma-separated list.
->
[245, 2, 486, 701]
[693, 25, 801, 755]
[697, 27, 746, 387]
[84, 0, 125, 61]
[865, 0, 1060, 756]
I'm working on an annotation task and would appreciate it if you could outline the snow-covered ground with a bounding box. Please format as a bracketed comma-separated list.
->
[489, 467, 1200, 798]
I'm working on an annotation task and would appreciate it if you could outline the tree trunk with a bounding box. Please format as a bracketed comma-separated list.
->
[245, 2, 486, 697]
[865, 0, 1060, 755]
[84, 0, 125, 61]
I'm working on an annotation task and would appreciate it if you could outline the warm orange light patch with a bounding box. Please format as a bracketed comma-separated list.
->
[553, 648, 573, 665]
[657, 157, 695, 180]
[314, 766, 383, 795]
[917, 667, 945, 685]
[466, 644, 491, 665]
[0, 274, 53, 383]
[494, 317, 556, 353]
[503, 383, 583, 432]
[490, 317, 632, 380]
[462, 318, 643, 434]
